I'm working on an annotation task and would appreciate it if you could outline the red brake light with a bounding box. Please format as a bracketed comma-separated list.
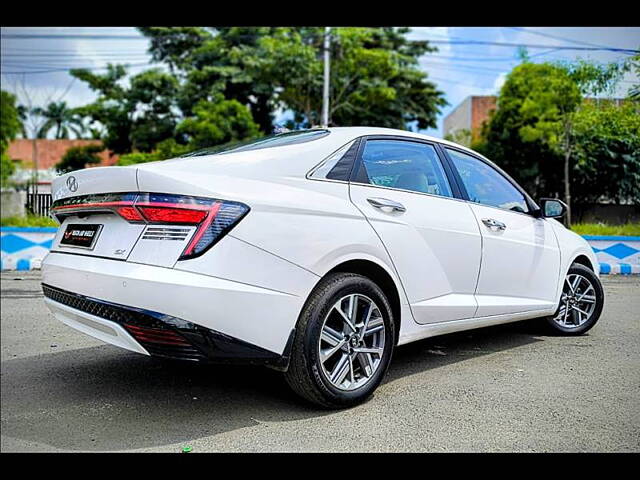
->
[116, 206, 144, 222]
[137, 206, 208, 224]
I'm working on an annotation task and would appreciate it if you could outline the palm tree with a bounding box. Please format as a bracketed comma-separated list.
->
[33, 101, 87, 139]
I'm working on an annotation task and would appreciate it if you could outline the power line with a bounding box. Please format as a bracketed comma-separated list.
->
[1, 33, 145, 40]
[2, 52, 150, 58]
[425, 39, 638, 54]
[507, 27, 623, 51]
[3, 32, 638, 54]
[1, 62, 152, 75]
[428, 75, 496, 89]
[429, 48, 561, 63]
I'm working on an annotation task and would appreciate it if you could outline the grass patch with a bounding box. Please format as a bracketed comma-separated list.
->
[571, 222, 640, 236]
[1, 215, 58, 228]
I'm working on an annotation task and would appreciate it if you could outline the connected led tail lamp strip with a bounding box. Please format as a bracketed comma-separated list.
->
[51, 192, 249, 260]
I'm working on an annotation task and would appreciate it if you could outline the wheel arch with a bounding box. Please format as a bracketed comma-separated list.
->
[572, 254, 596, 273]
[324, 258, 404, 346]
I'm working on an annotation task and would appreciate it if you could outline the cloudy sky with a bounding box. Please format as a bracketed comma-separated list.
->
[1, 26, 638, 137]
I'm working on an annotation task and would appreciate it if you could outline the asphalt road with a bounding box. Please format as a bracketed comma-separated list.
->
[1, 271, 638, 452]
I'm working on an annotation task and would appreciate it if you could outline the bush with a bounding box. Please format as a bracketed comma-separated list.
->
[117, 151, 160, 166]
[117, 138, 190, 166]
[570, 223, 640, 236]
[1, 215, 58, 227]
[56, 144, 103, 174]
[1, 152, 15, 187]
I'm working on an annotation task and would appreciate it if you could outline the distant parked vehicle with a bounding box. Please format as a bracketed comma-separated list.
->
[42, 127, 604, 408]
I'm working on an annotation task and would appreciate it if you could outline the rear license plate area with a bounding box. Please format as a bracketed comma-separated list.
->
[60, 223, 103, 249]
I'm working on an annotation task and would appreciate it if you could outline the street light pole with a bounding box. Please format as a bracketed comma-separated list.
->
[322, 27, 331, 128]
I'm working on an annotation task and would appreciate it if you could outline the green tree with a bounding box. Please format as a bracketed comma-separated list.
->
[626, 53, 640, 100]
[117, 138, 190, 166]
[33, 101, 86, 139]
[571, 100, 640, 206]
[243, 27, 446, 129]
[55, 144, 103, 174]
[475, 60, 627, 225]
[474, 63, 572, 201]
[71, 65, 180, 154]
[444, 128, 472, 147]
[139, 27, 277, 133]
[177, 97, 259, 150]
[1, 90, 23, 186]
[139, 27, 446, 131]
[0, 154, 15, 186]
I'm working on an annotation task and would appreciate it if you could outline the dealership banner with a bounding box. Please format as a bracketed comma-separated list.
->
[1, 227, 639, 274]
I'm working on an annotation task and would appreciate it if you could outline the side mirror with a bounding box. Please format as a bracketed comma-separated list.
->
[539, 198, 567, 218]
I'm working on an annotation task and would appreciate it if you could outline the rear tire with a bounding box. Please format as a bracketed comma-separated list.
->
[544, 263, 604, 335]
[285, 273, 395, 409]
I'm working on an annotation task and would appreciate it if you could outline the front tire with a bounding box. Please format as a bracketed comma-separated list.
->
[285, 273, 395, 409]
[545, 263, 604, 335]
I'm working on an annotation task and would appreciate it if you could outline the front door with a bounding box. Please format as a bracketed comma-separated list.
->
[444, 147, 561, 317]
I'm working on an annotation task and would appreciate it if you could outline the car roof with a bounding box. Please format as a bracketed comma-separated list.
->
[326, 126, 480, 156]
[137, 126, 483, 180]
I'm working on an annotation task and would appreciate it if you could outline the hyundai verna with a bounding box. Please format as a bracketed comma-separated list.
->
[42, 127, 604, 408]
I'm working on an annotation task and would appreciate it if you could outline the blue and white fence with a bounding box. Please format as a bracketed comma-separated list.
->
[584, 235, 640, 275]
[1, 227, 57, 271]
[1, 227, 639, 274]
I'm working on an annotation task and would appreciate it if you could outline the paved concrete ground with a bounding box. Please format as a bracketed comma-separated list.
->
[1, 271, 638, 452]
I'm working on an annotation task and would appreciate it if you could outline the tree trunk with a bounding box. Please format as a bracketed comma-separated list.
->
[32, 137, 38, 191]
[564, 149, 571, 227]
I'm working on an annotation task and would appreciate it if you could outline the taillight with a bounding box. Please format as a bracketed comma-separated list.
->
[180, 201, 248, 260]
[115, 206, 144, 222]
[137, 206, 208, 224]
[51, 192, 250, 260]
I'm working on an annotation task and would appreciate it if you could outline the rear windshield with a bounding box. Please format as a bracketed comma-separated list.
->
[181, 129, 330, 158]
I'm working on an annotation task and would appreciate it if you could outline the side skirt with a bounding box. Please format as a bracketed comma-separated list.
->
[397, 308, 554, 346]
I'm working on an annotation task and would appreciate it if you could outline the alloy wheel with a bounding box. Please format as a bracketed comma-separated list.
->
[318, 294, 386, 391]
[552, 273, 598, 329]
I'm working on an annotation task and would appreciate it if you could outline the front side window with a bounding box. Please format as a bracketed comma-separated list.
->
[359, 140, 453, 198]
[446, 148, 529, 213]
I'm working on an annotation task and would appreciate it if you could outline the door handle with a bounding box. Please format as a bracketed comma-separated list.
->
[367, 197, 406, 213]
[482, 218, 506, 230]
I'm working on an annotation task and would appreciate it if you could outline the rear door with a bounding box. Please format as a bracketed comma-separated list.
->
[443, 147, 561, 316]
[348, 137, 482, 324]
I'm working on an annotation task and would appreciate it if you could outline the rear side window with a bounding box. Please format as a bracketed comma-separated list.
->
[358, 140, 453, 198]
[309, 140, 358, 180]
[446, 148, 529, 213]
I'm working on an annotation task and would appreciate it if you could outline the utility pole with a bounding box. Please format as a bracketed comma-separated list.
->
[322, 27, 331, 128]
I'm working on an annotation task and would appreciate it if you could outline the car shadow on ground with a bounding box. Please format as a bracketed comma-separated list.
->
[1, 319, 548, 451]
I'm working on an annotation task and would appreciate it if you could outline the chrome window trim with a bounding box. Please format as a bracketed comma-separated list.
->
[306, 139, 359, 180]
[355, 137, 455, 200]
[304, 134, 542, 220]
[442, 145, 539, 215]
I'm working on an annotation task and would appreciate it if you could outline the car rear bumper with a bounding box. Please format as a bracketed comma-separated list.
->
[42, 283, 292, 366]
[41, 251, 309, 361]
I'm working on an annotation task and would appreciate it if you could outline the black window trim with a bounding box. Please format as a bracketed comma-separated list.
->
[349, 135, 464, 200]
[305, 133, 540, 218]
[440, 144, 540, 217]
[305, 137, 361, 183]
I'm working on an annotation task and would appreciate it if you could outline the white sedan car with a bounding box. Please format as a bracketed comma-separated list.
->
[42, 127, 604, 408]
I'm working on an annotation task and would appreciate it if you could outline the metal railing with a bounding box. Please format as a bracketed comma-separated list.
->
[25, 184, 52, 218]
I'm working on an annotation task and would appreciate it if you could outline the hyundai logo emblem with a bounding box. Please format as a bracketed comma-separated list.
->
[66, 176, 78, 192]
